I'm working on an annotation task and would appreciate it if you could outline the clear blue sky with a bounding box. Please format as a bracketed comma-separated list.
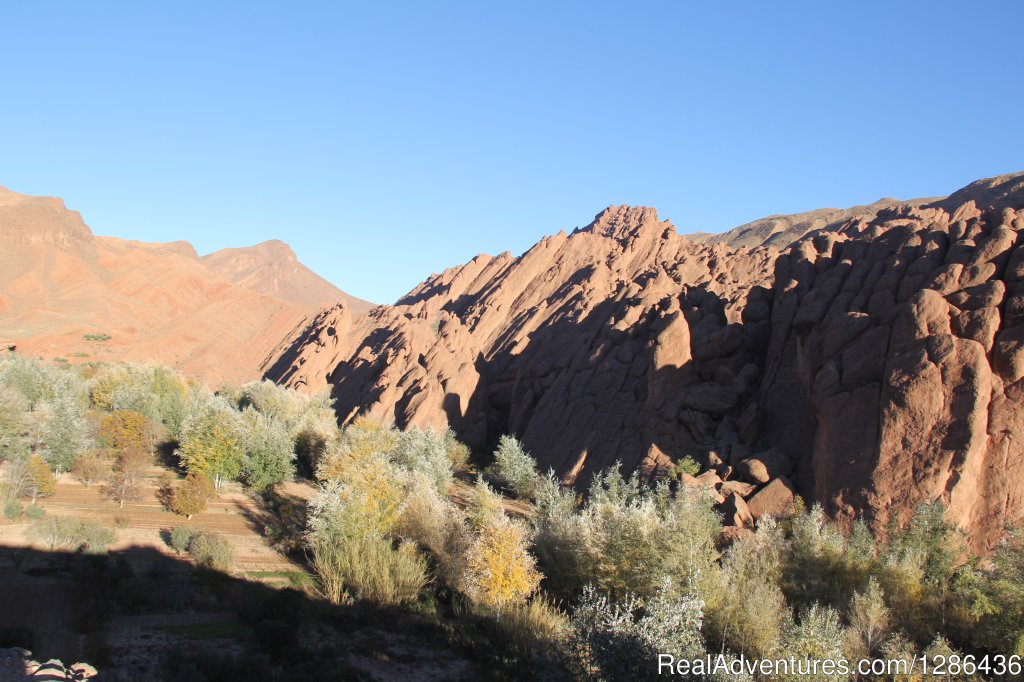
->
[2, 2, 1021, 304]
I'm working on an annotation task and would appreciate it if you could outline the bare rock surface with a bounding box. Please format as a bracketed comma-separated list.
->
[265, 172, 1024, 550]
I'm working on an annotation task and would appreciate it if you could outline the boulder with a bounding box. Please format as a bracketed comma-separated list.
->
[746, 477, 797, 520]
[720, 479, 756, 498]
[717, 492, 754, 528]
[737, 448, 793, 484]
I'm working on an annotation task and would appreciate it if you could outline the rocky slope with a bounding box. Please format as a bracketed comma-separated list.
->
[0, 186, 364, 385]
[266, 172, 1024, 550]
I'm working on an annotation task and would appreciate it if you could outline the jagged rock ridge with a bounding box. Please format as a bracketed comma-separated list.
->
[265, 172, 1024, 550]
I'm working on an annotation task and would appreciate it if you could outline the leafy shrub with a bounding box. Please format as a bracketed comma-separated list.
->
[489, 435, 538, 498]
[316, 417, 399, 481]
[170, 525, 195, 555]
[534, 467, 720, 602]
[778, 604, 847, 682]
[878, 501, 963, 642]
[24, 504, 45, 521]
[670, 455, 701, 479]
[847, 577, 891, 658]
[703, 516, 789, 658]
[463, 514, 541, 611]
[390, 427, 453, 496]
[491, 597, 569, 664]
[396, 470, 453, 557]
[328, 535, 429, 606]
[442, 428, 470, 471]
[77, 518, 117, 553]
[187, 531, 234, 571]
[783, 503, 872, 610]
[3, 499, 23, 520]
[570, 581, 706, 680]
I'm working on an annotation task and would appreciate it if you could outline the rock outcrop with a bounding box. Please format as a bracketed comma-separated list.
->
[266, 172, 1024, 551]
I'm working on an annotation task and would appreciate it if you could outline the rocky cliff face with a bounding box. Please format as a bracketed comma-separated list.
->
[265, 172, 1024, 550]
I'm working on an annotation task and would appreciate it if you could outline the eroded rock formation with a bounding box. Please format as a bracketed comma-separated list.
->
[265, 172, 1024, 550]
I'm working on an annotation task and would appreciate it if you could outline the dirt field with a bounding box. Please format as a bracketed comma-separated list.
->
[0, 463, 316, 583]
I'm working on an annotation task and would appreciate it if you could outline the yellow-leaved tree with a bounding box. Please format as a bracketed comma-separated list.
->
[464, 514, 542, 613]
[178, 399, 243, 491]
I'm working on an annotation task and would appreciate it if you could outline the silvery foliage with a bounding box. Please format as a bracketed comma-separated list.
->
[389, 427, 452, 495]
[571, 579, 707, 681]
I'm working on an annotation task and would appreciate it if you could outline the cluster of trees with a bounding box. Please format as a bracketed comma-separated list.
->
[0, 355, 335, 522]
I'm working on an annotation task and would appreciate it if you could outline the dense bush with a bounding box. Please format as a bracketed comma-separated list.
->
[489, 435, 539, 498]
[534, 466, 720, 601]
[571, 581, 706, 681]
[170, 525, 194, 554]
[7, 354, 1024, 675]
[187, 530, 234, 571]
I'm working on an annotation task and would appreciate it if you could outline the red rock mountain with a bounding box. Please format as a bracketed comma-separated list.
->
[202, 240, 372, 313]
[265, 172, 1024, 550]
[0, 185, 366, 384]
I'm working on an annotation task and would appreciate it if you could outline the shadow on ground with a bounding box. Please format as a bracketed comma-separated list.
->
[0, 543, 510, 682]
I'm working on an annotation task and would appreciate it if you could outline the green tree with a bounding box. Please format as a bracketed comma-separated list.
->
[489, 434, 539, 498]
[0, 387, 31, 462]
[178, 398, 244, 490]
[36, 393, 92, 473]
[239, 409, 295, 492]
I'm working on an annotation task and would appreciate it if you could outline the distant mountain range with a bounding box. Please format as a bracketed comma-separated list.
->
[0, 185, 371, 384]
